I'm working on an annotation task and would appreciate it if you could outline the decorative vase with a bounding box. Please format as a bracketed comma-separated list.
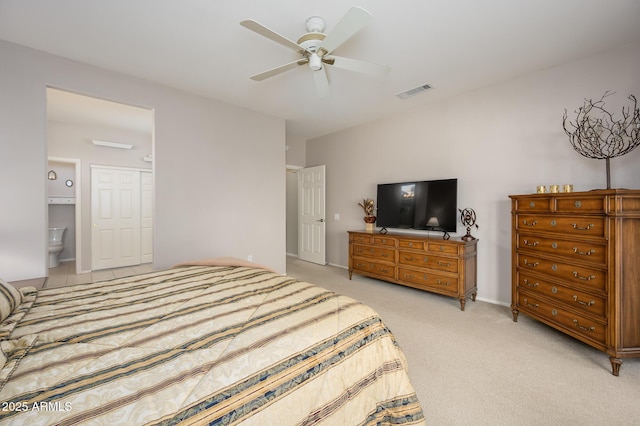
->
[364, 216, 376, 232]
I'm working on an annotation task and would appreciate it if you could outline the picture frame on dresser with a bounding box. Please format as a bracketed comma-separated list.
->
[509, 189, 640, 376]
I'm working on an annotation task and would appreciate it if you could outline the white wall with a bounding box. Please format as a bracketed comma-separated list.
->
[0, 40, 286, 281]
[306, 41, 640, 305]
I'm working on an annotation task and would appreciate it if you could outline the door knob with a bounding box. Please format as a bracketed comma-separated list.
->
[317, 218, 325, 222]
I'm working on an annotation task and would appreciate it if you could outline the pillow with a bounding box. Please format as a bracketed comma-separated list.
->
[0, 279, 23, 323]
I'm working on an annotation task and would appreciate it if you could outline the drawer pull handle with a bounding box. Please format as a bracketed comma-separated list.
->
[573, 319, 595, 332]
[523, 259, 539, 267]
[436, 279, 451, 286]
[572, 271, 596, 281]
[356, 263, 366, 268]
[571, 223, 594, 231]
[572, 247, 595, 256]
[522, 220, 538, 226]
[522, 279, 539, 288]
[437, 261, 451, 267]
[404, 256, 414, 261]
[380, 268, 390, 273]
[403, 273, 414, 279]
[523, 239, 539, 247]
[523, 298, 539, 309]
[573, 295, 595, 307]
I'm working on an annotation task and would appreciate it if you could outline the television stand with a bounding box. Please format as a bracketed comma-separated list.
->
[348, 230, 478, 310]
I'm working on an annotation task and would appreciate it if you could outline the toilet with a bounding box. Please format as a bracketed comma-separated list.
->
[48, 227, 66, 268]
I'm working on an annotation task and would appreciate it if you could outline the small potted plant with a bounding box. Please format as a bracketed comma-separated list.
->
[358, 198, 376, 231]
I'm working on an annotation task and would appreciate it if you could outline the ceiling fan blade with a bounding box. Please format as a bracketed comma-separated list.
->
[250, 59, 308, 81]
[240, 19, 309, 54]
[326, 55, 390, 76]
[317, 6, 371, 56]
[312, 68, 329, 98]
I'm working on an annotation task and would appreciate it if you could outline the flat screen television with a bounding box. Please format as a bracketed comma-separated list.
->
[376, 178, 458, 232]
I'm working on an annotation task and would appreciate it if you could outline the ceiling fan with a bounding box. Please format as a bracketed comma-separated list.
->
[240, 6, 390, 97]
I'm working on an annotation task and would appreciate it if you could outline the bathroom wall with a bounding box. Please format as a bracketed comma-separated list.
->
[47, 160, 76, 262]
[48, 119, 152, 273]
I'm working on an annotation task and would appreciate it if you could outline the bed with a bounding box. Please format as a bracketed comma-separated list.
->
[0, 259, 425, 425]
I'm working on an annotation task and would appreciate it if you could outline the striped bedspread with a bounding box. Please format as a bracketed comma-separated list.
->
[0, 264, 425, 425]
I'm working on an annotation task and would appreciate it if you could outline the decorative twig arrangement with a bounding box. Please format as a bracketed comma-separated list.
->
[562, 91, 640, 189]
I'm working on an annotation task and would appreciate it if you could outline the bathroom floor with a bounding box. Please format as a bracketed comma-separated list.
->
[47, 261, 154, 288]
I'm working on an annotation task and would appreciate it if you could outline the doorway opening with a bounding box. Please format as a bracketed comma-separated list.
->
[46, 88, 154, 279]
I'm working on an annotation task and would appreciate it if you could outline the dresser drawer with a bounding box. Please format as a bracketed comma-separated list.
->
[398, 268, 459, 293]
[517, 293, 606, 345]
[373, 236, 396, 247]
[427, 241, 459, 255]
[352, 244, 394, 262]
[516, 253, 606, 292]
[513, 197, 552, 212]
[398, 239, 425, 251]
[516, 233, 607, 266]
[516, 215, 606, 238]
[352, 260, 395, 279]
[556, 196, 605, 213]
[351, 234, 373, 245]
[517, 272, 606, 318]
[398, 251, 458, 273]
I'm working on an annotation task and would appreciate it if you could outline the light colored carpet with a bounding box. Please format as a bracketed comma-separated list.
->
[285, 257, 640, 426]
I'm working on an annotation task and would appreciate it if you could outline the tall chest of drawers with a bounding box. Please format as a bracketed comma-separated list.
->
[348, 230, 478, 310]
[509, 189, 640, 375]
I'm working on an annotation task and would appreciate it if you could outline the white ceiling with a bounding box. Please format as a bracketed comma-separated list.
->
[2, 0, 640, 140]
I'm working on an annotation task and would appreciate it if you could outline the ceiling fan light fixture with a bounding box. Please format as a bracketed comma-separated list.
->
[309, 53, 323, 71]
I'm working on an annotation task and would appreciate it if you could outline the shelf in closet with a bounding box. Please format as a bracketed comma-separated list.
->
[48, 197, 76, 204]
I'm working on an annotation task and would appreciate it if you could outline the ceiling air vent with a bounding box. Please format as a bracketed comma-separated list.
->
[396, 84, 432, 100]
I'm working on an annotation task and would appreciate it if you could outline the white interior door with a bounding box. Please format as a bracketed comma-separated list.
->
[140, 171, 153, 264]
[298, 165, 326, 265]
[91, 166, 141, 270]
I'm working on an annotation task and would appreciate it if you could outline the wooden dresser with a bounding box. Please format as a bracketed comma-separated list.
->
[348, 230, 478, 310]
[509, 189, 640, 375]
